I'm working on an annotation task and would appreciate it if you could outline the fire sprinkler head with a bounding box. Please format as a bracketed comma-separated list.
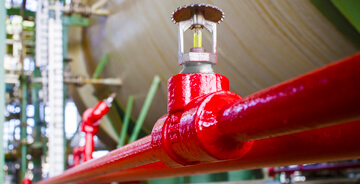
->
[171, 4, 225, 74]
[104, 93, 116, 106]
[171, 4, 225, 24]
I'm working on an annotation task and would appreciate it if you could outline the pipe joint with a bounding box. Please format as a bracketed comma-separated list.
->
[167, 73, 229, 113]
[81, 96, 113, 134]
[152, 73, 254, 167]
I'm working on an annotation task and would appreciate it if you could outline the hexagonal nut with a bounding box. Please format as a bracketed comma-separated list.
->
[179, 52, 217, 65]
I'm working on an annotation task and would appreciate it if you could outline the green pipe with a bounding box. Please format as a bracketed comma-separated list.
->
[228, 170, 254, 181]
[31, 68, 42, 182]
[0, 2, 6, 183]
[188, 174, 213, 183]
[150, 177, 182, 184]
[310, 0, 360, 49]
[112, 97, 151, 135]
[118, 96, 134, 147]
[92, 53, 121, 138]
[5, 8, 35, 17]
[331, 0, 360, 34]
[92, 53, 109, 79]
[20, 75, 28, 181]
[63, 78, 67, 170]
[129, 75, 161, 143]
[63, 19, 68, 169]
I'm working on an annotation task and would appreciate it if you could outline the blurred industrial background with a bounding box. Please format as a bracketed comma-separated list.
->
[0, 0, 360, 183]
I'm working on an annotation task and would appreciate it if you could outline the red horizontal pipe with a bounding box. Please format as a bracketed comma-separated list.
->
[37, 136, 158, 184]
[80, 120, 360, 183]
[218, 53, 360, 141]
[270, 162, 360, 175]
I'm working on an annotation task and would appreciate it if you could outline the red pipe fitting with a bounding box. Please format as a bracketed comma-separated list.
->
[81, 101, 111, 134]
[152, 73, 253, 167]
[81, 94, 115, 161]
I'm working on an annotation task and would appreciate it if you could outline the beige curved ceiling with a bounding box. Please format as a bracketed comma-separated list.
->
[68, 0, 358, 141]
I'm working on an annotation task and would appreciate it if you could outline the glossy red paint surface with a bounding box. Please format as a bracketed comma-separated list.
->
[81, 99, 111, 134]
[37, 136, 157, 184]
[80, 120, 360, 183]
[152, 73, 251, 167]
[81, 108, 100, 134]
[218, 54, 360, 141]
[167, 73, 229, 113]
[153, 91, 253, 167]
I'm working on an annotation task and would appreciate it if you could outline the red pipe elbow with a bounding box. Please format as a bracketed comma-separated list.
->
[151, 73, 254, 167]
[80, 96, 114, 162]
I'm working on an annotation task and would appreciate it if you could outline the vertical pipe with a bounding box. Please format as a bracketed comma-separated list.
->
[118, 96, 134, 147]
[129, 76, 160, 143]
[62, 21, 68, 170]
[83, 132, 95, 162]
[20, 3, 27, 181]
[31, 68, 42, 182]
[63, 80, 67, 169]
[211, 24, 217, 54]
[0, 1, 6, 182]
[20, 75, 28, 181]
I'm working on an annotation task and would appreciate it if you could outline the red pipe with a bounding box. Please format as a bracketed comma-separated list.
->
[81, 96, 113, 161]
[218, 53, 360, 141]
[70, 93, 115, 164]
[39, 53, 360, 183]
[79, 120, 360, 183]
[73, 146, 84, 166]
[84, 132, 95, 162]
[37, 136, 157, 184]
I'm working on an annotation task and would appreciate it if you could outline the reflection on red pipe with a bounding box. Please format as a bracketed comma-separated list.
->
[39, 53, 360, 184]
